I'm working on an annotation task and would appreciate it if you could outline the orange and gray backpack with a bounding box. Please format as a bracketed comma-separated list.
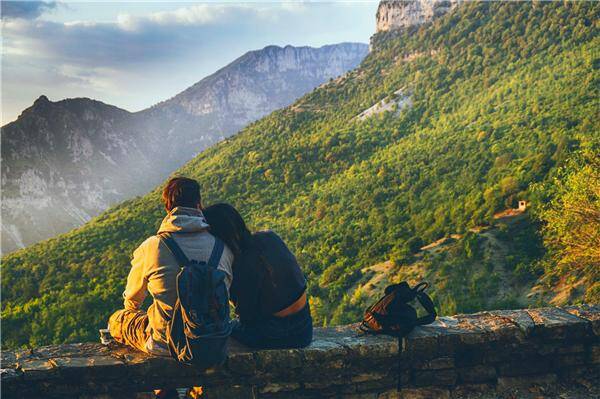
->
[360, 281, 437, 337]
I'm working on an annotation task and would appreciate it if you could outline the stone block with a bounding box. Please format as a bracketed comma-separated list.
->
[413, 369, 457, 387]
[556, 344, 585, 354]
[300, 381, 333, 390]
[301, 371, 348, 388]
[488, 309, 535, 339]
[353, 373, 398, 393]
[350, 372, 389, 383]
[453, 347, 485, 367]
[527, 307, 591, 340]
[403, 327, 442, 360]
[298, 384, 346, 398]
[300, 357, 346, 378]
[535, 342, 559, 355]
[227, 351, 256, 376]
[556, 364, 597, 382]
[293, 334, 350, 383]
[203, 384, 254, 399]
[454, 339, 520, 366]
[110, 344, 194, 381]
[450, 383, 495, 397]
[17, 359, 57, 380]
[413, 357, 454, 370]
[50, 355, 126, 380]
[195, 365, 233, 385]
[0, 367, 22, 382]
[429, 317, 468, 355]
[259, 382, 301, 394]
[453, 312, 521, 344]
[302, 331, 348, 363]
[457, 365, 496, 383]
[496, 373, 557, 391]
[255, 348, 303, 373]
[387, 387, 450, 399]
[344, 393, 378, 399]
[35, 343, 111, 359]
[553, 352, 587, 368]
[1, 351, 18, 369]
[563, 304, 600, 336]
[497, 354, 551, 376]
[329, 324, 399, 360]
[360, 357, 401, 375]
[109, 344, 152, 365]
[591, 345, 600, 364]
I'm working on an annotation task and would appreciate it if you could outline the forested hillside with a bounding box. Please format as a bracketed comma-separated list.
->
[2, 1, 598, 349]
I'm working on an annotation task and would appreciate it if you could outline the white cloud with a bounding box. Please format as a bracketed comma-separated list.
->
[143, 4, 231, 26]
[2, 3, 313, 64]
[1, 1, 376, 124]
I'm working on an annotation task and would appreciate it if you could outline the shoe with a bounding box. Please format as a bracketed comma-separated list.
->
[187, 387, 203, 398]
[154, 388, 179, 399]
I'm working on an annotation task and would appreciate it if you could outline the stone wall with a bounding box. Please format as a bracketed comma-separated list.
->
[2, 305, 599, 398]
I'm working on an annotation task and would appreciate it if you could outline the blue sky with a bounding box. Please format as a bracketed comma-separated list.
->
[1, 1, 378, 125]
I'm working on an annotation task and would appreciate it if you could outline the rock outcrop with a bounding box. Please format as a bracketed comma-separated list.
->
[1, 43, 368, 254]
[356, 88, 412, 120]
[2, 305, 599, 398]
[376, 0, 460, 32]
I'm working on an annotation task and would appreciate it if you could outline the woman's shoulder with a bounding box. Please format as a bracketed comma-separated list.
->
[253, 230, 286, 245]
[253, 229, 278, 239]
[253, 230, 297, 257]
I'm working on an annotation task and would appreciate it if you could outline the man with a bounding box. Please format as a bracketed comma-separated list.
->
[108, 177, 234, 356]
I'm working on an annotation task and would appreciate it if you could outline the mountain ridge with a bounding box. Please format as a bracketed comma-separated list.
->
[1, 42, 368, 254]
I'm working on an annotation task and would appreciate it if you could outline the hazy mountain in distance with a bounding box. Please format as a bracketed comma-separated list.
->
[1, 42, 368, 254]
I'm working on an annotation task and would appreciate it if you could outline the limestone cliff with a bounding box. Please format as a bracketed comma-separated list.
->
[376, 0, 460, 32]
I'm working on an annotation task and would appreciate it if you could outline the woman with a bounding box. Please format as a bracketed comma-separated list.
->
[203, 203, 312, 349]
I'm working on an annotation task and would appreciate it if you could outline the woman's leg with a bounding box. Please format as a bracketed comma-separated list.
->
[276, 304, 312, 349]
[231, 304, 313, 349]
[293, 307, 313, 348]
[230, 319, 270, 348]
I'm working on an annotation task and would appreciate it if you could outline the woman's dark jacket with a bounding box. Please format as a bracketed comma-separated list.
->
[230, 230, 306, 323]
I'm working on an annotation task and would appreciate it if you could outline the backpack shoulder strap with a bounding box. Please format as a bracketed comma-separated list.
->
[207, 237, 224, 269]
[359, 320, 381, 335]
[415, 291, 437, 326]
[159, 232, 190, 265]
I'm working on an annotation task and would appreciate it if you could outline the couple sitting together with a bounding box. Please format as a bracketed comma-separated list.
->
[108, 176, 312, 356]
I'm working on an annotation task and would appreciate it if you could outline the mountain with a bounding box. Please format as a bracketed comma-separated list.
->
[2, 1, 598, 349]
[1, 96, 132, 251]
[1, 43, 369, 254]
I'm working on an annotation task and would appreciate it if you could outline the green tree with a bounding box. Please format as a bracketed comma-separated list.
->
[538, 150, 600, 303]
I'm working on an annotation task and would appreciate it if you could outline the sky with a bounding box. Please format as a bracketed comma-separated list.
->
[1, 0, 378, 125]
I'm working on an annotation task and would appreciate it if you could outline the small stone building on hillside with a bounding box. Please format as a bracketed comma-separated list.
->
[518, 200, 528, 211]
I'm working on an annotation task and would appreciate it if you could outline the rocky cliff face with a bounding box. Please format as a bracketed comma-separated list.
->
[1, 96, 141, 253]
[1, 43, 368, 254]
[133, 43, 369, 169]
[376, 0, 460, 32]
